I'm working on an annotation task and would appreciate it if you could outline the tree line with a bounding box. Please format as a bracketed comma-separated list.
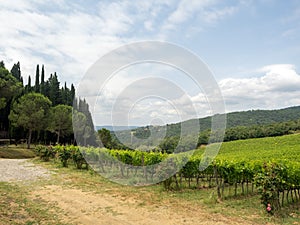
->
[0, 61, 96, 148]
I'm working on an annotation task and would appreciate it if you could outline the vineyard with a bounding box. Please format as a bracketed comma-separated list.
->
[35, 133, 300, 214]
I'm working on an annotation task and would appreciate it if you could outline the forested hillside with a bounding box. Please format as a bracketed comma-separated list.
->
[161, 106, 300, 135]
[114, 106, 300, 152]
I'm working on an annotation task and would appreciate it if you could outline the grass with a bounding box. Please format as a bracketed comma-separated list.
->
[195, 133, 300, 162]
[0, 145, 36, 159]
[0, 181, 68, 225]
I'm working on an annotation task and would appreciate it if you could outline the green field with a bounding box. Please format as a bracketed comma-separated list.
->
[206, 133, 300, 162]
[0, 145, 36, 158]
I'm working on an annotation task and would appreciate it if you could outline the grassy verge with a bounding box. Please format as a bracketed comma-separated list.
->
[0, 145, 36, 158]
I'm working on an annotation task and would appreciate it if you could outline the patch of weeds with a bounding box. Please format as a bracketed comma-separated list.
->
[0, 182, 67, 225]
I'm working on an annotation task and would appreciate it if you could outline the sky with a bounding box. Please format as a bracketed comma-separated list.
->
[1, 0, 300, 126]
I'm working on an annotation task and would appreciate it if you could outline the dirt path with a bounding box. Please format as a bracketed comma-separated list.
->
[32, 185, 252, 225]
[0, 158, 51, 182]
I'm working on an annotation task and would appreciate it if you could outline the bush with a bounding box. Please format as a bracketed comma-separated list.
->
[57, 146, 71, 167]
[35, 145, 54, 161]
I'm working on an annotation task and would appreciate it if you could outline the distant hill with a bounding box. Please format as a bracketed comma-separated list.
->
[95, 125, 138, 132]
[183, 105, 300, 132]
[114, 105, 300, 148]
[132, 105, 300, 134]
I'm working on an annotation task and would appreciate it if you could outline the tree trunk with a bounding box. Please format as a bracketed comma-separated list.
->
[57, 130, 60, 144]
[27, 129, 32, 149]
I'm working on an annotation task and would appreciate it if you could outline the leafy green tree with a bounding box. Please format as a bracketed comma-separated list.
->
[73, 110, 87, 145]
[159, 136, 179, 153]
[0, 66, 22, 109]
[83, 126, 92, 146]
[48, 104, 73, 144]
[76, 98, 96, 145]
[98, 128, 112, 148]
[9, 93, 51, 148]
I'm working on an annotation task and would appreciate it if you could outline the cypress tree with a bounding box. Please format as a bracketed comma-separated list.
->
[40, 65, 45, 94]
[11, 62, 22, 82]
[35, 64, 40, 92]
[25, 75, 32, 93]
[70, 84, 75, 106]
[48, 72, 61, 105]
[0, 61, 5, 68]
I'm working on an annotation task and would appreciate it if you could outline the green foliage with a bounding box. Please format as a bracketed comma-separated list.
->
[48, 104, 73, 143]
[9, 93, 52, 148]
[254, 161, 300, 213]
[54, 145, 71, 167]
[73, 110, 87, 145]
[10, 62, 22, 83]
[0, 61, 96, 147]
[35, 145, 54, 161]
[0, 66, 22, 109]
[74, 98, 96, 145]
[98, 128, 112, 148]
[35, 64, 40, 93]
[70, 145, 88, 169]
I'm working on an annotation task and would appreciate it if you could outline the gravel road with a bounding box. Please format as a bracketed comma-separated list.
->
[0, 158, 51, 182]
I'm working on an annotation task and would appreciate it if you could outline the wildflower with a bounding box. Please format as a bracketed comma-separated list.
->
[266, 203, 272, 212]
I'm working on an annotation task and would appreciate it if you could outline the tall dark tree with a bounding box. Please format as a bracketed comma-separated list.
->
[48, 72, 61, 105]
[40, 64, 45, 94]
[76, 98, 96, 146]
[0, 61, 5, 68]
[25, 75, 32, 93]
[10, 62, 22, 83]
[35, 64, 40, 92]
[70, 84, 75, 106]
[0, 65, 22, 136]
[61, 82, 68, 105]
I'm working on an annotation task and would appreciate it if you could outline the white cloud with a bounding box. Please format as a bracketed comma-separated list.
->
[161, 0, 239, 33]
[0, 0, 242, 87]
[167, 0, 213, 25]
[202, 6, 238, 24]
[84, 63, 300, 126]
[220, 64, 300, 111]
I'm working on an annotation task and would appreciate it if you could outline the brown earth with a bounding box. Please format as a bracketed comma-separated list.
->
[32, 185, 253, 225]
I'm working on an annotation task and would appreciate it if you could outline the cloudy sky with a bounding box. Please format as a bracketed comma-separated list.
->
[1, 0, 300, 126]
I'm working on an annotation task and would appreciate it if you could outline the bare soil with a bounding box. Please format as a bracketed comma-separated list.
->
[0, 158, 51, 182]
[32, 185, 251, 225]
